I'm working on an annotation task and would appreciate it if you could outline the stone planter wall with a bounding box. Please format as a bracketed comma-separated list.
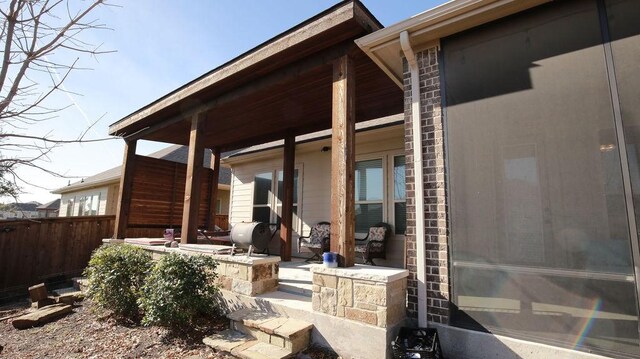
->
[103, 240, 279, 296]
[310, 265, 408, 328]
[214, 257, 279, 296]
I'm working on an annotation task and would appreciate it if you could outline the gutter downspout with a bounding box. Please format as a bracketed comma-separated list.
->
[400, 31, 428, 328]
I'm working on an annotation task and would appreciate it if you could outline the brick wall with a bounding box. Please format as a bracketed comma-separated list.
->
[403, 46, 450, 324]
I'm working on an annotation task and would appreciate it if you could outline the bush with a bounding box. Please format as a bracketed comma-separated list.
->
[84, 244, 152, 318]
[139, 253, 220, 326]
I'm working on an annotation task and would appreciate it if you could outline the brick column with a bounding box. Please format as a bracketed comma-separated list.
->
[403, 46, 450, 324]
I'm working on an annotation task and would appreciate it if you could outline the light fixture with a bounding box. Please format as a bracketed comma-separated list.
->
[599, 144, 616, 152]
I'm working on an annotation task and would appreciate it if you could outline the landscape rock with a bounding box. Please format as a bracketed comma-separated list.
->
[12, 304, 73, 330]
[28, 283, 48, 302]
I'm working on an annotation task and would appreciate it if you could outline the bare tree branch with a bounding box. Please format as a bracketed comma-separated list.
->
[0, 0, 114, 199]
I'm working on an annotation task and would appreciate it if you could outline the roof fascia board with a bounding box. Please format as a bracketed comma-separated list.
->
[110, 1, 368, 136]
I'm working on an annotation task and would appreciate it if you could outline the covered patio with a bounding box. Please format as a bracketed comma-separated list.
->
[108, 0, 403, 268]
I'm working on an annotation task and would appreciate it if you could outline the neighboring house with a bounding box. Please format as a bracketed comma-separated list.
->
[52, 145, 232, 217]
[0, 202, 41, 219]
[357, 0, 640, 357]
[223, 114, 407, 267]
[36, 199, 60, 218]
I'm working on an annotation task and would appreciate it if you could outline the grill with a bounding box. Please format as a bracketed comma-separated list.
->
[230, 222, 272, 253]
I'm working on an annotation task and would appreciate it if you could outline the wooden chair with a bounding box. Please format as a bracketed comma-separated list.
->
[355, 222, 392, 265]
[298, 221, 331, 262]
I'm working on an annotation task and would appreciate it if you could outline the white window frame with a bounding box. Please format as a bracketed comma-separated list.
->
[65, 197, 75, 217]
[250, 164, 304, 233]
[89, 193, 101, 216]
[355, 155, 387, 235]
[78, 195, 88, 216]
[391, 155, 407, 235]
[251, 171, 273, 223]
[355, 150, 406, 236]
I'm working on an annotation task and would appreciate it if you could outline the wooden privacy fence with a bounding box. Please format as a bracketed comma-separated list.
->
[128, 155, 215, 229]
[0, 216, 114, 298]
[0, 213, 230, 298]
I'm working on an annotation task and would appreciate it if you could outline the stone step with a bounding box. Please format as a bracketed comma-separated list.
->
[203, 329, 293, 359]
[227, 308, 313, 354]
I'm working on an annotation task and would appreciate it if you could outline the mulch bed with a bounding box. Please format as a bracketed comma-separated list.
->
[0, 300, 341, 358]
[0, 300, 232, 358]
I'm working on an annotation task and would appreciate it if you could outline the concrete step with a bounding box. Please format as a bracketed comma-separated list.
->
[51, 287, 80, 296]
[277, 280, 312, 297]
[72, 277, 89, 293]
[226, 308, 313, 355]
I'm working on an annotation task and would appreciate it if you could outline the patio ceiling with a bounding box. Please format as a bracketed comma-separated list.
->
[108, 0, 403, 152]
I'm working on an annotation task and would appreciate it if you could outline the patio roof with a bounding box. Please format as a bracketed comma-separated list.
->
[111, 1, 403, 265]
[108, 0, 402, 152]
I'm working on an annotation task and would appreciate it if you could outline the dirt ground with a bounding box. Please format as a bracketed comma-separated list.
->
[0, 299, 339, 359]
[0, 299, 233, 359]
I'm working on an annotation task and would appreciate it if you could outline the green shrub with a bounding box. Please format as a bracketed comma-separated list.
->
[84, 244, 152, 318]
[139, 253, 220, 326]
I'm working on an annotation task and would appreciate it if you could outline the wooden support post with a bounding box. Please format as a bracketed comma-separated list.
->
[207, 148, 221, 231]
[181, 113, 206, 244]
[280, 135, 295, 262]
[114, 139, 137, 239]
[330, 55, 356, 267]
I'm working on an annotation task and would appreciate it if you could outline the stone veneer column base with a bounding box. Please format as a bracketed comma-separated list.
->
[310, 264, 408, 328]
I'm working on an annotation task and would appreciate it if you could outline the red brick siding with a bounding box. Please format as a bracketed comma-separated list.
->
[403, 46, 450, 324]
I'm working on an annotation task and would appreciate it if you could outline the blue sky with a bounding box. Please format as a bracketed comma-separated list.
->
[10, 0, 448, 203]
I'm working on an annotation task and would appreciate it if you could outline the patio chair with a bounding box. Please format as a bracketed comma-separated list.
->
[355, 222, 392, 265]
[298, 221, 331, 262]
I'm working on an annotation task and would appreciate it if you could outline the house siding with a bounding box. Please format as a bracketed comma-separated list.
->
[59, 186, 109, 217]
[403, 46, 450, 323]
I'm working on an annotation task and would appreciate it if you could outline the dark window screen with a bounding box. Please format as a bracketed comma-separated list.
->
[443, 0, 640, 356]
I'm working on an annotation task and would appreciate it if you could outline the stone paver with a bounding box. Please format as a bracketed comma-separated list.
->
[273, 319, 313, 338]
[242, 311, 281, 329]
[258, 317, 289, 335]
[237, 342, 291, 359]
[224, 308, 313, 357]
[202, 329, 251, 352]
